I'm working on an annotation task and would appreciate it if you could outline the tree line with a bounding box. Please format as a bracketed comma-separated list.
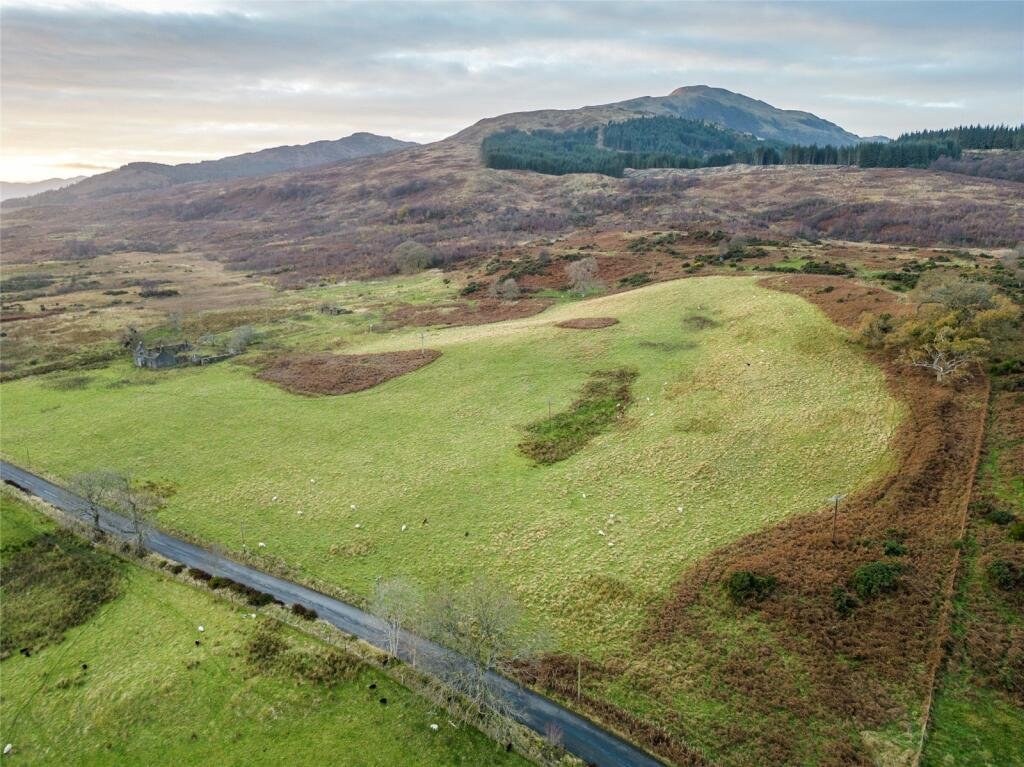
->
[896, 124, 1024, 150]
[482, 116, 969, 177]
[781, 139, 961, 167]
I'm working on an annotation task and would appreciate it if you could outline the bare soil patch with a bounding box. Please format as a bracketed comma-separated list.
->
[386, 298, 552, 327]
[555, 317, 619, 329]
[258, 350, 441, 396]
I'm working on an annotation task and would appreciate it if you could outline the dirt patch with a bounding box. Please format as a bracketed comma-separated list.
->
[258, 349, 441, 396]
[516, 275, 990, 766]
[555, 317, 619, 329]
[386, 298, 552, 327]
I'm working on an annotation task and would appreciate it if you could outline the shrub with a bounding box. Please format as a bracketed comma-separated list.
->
[724, 570, 778, 605]
[188, 568, 212, 582]
[849, 561, 902, 600]
[245, 620, 287, 669]
[285, 647, 359, 685]
[460, 281, 484, 296]
[169, 564, 184, 575]
[832, 587, 859, 617]
[291, 603, 318, 621]
[208, 576, 232, 590]
[1, 531, 123, 657]
[987, 559, 1024, 592]
[985, 509, 1016, 525]
[883, 540, 907, 556]
[618, 272, 653, 288]
[1008, 522, 1024, 542]
[245, 590, 276, 607]
[519, 368, 637, 464]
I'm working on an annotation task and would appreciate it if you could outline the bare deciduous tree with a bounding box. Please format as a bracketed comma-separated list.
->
[565, 257, 600, 296]
[422, 578, 546, 739]
[370, 577, 423, 660]
[227, 325, 257, 354]
[70, 470, 159, 550]
[70, 469, 123, 534]
[904, 327, 987, 383]
[488, 277, 520, 301]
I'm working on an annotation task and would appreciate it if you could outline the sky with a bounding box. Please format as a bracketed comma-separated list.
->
[1, 0, 1022, 182]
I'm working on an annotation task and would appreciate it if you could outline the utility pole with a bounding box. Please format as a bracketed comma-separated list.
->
[828, 493, 846, 546]
[419, 331, 425, 357]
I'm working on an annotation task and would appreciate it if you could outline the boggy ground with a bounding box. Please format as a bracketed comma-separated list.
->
[519, 275, 990, 766]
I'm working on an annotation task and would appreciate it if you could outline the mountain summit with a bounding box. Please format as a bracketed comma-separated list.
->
[459, 86, 863, 148]
[617, 85, 862, 146]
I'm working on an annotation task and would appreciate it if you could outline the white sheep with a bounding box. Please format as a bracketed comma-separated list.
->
[198, 626, 205, 633]
[258, 542, 267, 548]
[401, 524, 408, 532]
[429, 724, 439, 732]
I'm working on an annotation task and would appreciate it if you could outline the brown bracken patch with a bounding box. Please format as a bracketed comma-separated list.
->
[386, 298, 552, 327]
[555, 317, 619, 329]
[515, 275, 990, 766]
[257, 349, 441, 396]
[756, 273, 914, 327]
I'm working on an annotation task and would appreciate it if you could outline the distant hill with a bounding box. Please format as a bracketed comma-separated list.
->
[0, 176, 87, 202]
[459, 85, 864, 147]
[6, 133, 416, 206]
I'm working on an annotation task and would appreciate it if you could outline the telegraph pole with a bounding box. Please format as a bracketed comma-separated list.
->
[828, 493, 846, 546]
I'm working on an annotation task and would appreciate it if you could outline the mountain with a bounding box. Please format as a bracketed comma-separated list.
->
[0, 176, 87, 202]
[616, 86, 863, 146]
[3, 87, 1017, 282]
[459, 85, 863, 147]
[5, 133, 416, 207]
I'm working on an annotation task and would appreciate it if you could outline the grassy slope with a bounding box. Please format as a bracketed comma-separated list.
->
[0, 493, 526, 766]
[0, 276, 901, 657]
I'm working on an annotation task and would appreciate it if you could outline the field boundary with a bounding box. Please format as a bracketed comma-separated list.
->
[910, 374, 991, 767]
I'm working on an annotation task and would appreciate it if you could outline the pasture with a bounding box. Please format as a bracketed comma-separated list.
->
[0, 276, 901, 656]
[0, 493, 526, 766]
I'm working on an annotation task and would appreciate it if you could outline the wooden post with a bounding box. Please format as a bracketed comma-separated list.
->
[828, 494, 845, 546]
[577, 655, 581, 701]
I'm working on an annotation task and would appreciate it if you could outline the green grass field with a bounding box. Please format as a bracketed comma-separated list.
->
[0, 276, 901, 656]
[0, 493, 527, 766]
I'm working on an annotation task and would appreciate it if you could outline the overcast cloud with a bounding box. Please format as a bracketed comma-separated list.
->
[1, 0, 1022, 181]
